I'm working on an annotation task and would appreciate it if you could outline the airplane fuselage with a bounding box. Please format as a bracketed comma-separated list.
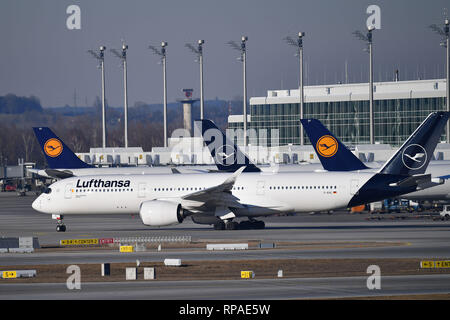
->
[33, 170, 418, 218]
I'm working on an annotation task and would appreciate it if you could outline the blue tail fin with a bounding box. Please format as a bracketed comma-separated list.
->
[33, 127, 93, 169]
[379, 112, 449, 175]
[196, 119, 261, 172]
[300, 119, 368, 171]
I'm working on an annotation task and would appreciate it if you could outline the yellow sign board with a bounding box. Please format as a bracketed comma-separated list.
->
[2, 271, 17, 279]
[420, 261, 435, 268]
[420, 260, 450, 268]
[241, 271, 254, 279]
[60, 238, 99, 246]
[435, 261, 450, 268]
[120, 246, 134, 253]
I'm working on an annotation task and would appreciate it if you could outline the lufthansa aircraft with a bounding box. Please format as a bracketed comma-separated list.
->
[32, 112, 449, 231]
[30, 126, 330, 179]
[30, 127, 210, 178]
[301, 118, 450, 201]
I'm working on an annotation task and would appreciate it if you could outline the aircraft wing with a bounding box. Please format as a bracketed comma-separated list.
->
[180, 166, 246, 210]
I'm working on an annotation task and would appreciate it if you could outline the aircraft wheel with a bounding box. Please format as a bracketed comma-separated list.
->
[56, 225, 66, 232]
[213, 221, 225, 230]
[239, 221, 252, 229]
[225, 221, 239, 230]
[254, 221, 265, 229]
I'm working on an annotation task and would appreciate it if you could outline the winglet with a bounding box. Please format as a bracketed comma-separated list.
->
[300, 119, 368, 171]
[197, 119, 261, 173]
[33, 127, 92, 169]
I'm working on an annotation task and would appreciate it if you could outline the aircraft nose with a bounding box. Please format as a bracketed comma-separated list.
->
[32, 195, 45, 212]
[32, 197, 41, 211]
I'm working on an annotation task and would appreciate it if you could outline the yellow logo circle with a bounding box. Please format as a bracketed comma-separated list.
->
[44, 138, 63, 157]
[316, 135, 338, 158]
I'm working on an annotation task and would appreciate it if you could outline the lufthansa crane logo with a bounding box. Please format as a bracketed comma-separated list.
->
[402, 144, 427, 170]
[215, 144, 236, 166]
[44, 138, 63, 157]
[316, 135, 338, 158]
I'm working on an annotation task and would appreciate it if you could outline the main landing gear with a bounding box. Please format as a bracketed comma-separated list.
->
[213, 219, 265, 230]
[53, 214, 66, 232]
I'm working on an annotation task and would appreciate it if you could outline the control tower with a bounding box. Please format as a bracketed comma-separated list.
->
[178, 89, 199, 136]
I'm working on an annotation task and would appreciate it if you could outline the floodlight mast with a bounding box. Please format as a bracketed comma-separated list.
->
[429, 18, 450, 142]
[284, 32, 305, 145]
[185, 40, 205, 119]
[110, 43, 129, 148]
[149, 42, 168, 147]
[87, 46, 107, 148]
[447, 19, 450, 143]
[227, 36, 248, 146]
[353, 27, 375, 144]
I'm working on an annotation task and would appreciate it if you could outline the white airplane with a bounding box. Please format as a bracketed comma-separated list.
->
[32, 112, 449, 231]
[30, 126, 309, 179]
[30, 127, 213, 178]
[300, 118, 450, 203]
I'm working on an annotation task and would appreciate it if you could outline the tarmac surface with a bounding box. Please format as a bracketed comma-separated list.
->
[1, 192, 450, 299]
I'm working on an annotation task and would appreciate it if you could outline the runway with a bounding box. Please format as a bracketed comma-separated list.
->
[1, 193, 450, 299]
[1, 275, 449, 300]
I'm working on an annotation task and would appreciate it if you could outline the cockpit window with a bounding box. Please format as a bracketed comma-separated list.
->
[43, 188, 52, 194]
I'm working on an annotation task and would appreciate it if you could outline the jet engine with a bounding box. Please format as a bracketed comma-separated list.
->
[139, 200, 184, 226]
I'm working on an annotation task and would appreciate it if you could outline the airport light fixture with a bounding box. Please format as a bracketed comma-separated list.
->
[87, 45, 108, 148]
[185, 40, 205, 120]
[227, 36, 248, 146]
[353, 26, 375, 144]
[284, 32, 305, 145]
[429, 19, 450, 143]
[110, 43, 129, 148]
[149, 42, 169, 147]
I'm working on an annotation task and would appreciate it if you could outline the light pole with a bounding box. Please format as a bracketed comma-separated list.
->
[110, 43, 129, 148]
[87, 45, 107, 148]
[227, 36, 248, 146]
[354, 26, 375, 144]
[149, 42, 169, 147]
[430, 19, 450, 142]
[185, 40, 205, 119]
[284, 32, 305, 145]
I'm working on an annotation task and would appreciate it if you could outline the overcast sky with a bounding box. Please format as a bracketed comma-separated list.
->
[0, 0, 448, 107]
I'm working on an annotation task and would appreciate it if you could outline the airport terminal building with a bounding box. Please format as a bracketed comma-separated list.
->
[75, 78, 449, 166]
[228, 79, 447, 147]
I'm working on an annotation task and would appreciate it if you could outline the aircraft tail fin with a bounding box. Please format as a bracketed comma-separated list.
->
[196, 119, 261, 173]
[378, 112, 449, 175]
[300, 119, 368, 171]
[33, 127, 93, 169]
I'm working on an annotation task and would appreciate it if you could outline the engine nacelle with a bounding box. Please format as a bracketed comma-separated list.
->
[139, 200, 183, 226]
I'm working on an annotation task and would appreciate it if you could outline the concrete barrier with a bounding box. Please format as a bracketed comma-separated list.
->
[259, 243, 275, 249]
[0, 237, 39, 250]
[144, 267, 155, 280]
[206, 243, 248, 251]
[126, 268, 137, 280]
[164, 259, 182, 267]
[8, 248, 34, 253]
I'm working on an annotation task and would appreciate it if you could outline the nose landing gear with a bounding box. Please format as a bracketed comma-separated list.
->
[53, 214, 66, 232]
